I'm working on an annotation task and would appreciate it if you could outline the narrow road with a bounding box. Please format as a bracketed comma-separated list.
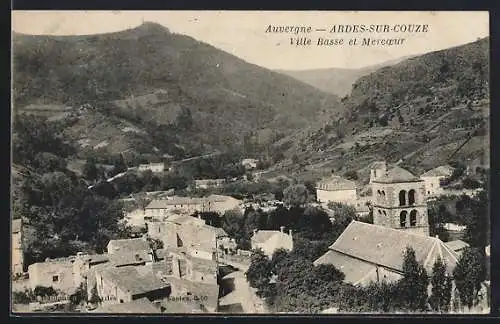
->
[219, 267, 267, 314]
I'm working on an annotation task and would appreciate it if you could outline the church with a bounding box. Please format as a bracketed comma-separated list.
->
[314, 163, 459, 286]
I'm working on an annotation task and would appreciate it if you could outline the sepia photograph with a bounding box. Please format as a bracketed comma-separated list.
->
[11, 10, 490, 315]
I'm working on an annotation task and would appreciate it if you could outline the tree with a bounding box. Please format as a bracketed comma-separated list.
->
[89, 283, 101, 305]
[461, 189, 489, 250]
[112, 154, 127, 175]
[283, 184, 309, 207]
[327, 202, 356, 230]
[429, 257, 452, 312]
[176, 106, 193, 130]
[343, 170, 358, 180]
[147, 237, 164, 250]
[270, 248, 290, 275]
[453, 247, 486, 309]
[245, 249, 271, 289]
[398, 247, 429, 311]
[83, 157, 99, 182]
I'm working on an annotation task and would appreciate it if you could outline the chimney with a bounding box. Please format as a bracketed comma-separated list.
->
[435, 235, 439, 239]
[288, 229, 293, 236]
[198, 214, 202, 220]
[280, 226, 285, 233]
[253, 229, 257, 236]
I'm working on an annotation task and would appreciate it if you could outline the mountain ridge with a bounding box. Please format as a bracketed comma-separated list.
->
[12, 22, 342, 161]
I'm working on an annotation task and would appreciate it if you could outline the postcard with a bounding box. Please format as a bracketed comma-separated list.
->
[11, 10, 490, 314]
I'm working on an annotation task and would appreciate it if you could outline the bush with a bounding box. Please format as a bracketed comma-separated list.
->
[34, 286, 57, 298]
[13, 290, 34, 304]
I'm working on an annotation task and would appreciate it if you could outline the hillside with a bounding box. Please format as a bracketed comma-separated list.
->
[276, 56, 412, 97]
[271, 37, 490, 184]
[12, 22, 342, 160]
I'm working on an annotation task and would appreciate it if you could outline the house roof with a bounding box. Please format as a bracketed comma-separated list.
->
[252, 230, 281, 244]
[139, 162, 164, 168]
[100, 265, 170, 296]
[146, 195, 233, 209]
[80, 254, 110, 265]
[251, 230, 292, 253]
[107, 238, 150, 253]
[108, 250, 151, 267]
[95, 297, 161, 314]
[421, 165, 455, 178]
[372, 166, 421, 183]
[371, 161, 387, 169]
[190, 256, 218, 274]
[194, 179, 226, 186]
[445, 240, 470, 252]
[318, 221, 458, 275]
[317, 175, 357, 191]
[12, 219, 22, 233]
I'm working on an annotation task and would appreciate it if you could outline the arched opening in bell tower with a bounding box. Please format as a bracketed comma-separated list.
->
[399, 211, 407, 227]
[408, 189, 416, 205]
[399, 190, 407, 206]
[410, 210, 418, 227]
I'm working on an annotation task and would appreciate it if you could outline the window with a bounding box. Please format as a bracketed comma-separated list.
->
[400, 211, 407, 228]
[408, 189, 416, 205]
[410, 210, 417, 226]
[399, 190, 407, 206]
[120, 299, 124, 303]
[52, 275, 59, 283]
[201, 276, 204, 281]
[378, 210, 382, 214]
[383, 211, 387, 216]
[382, 190, 386, 197]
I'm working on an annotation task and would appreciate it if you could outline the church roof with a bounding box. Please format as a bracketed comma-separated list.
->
[317, 175, 357, 191]
[372, 166, 421, 183]
[315, 221, 458, 277]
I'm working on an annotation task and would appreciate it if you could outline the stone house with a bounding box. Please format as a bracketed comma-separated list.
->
[28, 257, 77, 295]
[147, 212, 236, 260]
[251, 227, 294, 258]
[93, 265, 171, 305]
[12, 218, 24, 275]
[138, 162, 165, 173]
[165, 250, 219, 312]
[241, 158, 258, 170]
[145, 197, 209, 218]
[420, 165, 455, 196]
[194, 179, 226, 189]
[158, 214, 230, 261]
[316, 175, 357, 205]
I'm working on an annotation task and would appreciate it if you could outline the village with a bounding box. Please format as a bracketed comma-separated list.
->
[10, 11, 491, 315]
[11, 156, 490, 313]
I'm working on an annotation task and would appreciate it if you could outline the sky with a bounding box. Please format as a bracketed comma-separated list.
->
[12, 11, 489, 70]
